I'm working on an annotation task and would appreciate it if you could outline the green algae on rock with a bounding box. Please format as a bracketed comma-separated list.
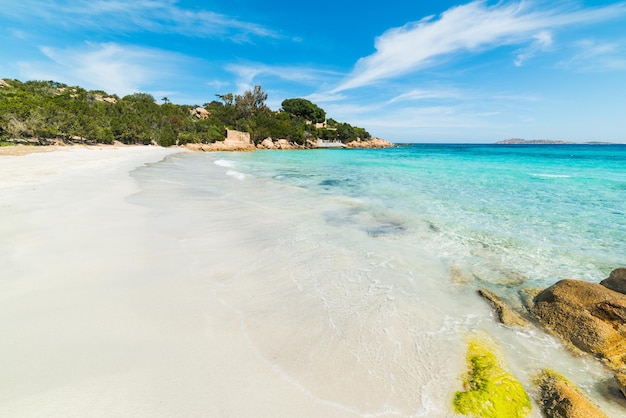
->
[453, 339, 531, 418]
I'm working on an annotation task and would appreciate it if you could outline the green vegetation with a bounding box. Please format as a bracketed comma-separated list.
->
[453, 338, 531, 418]
[0, 79, 370, 146]
[281, 98, 325, 123]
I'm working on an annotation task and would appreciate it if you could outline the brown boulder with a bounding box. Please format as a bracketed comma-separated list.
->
[345, 138, 394, 148]
[259, 138, 275, 149]
[275, 139, 296, 149]
[183, 141, 256, 152]
[531, 279, 626, 371]
[183, 143, 203, 152]
[190, 107, 209, 119]
[600, 268, 626, 295]
[534, 369, 608, 418]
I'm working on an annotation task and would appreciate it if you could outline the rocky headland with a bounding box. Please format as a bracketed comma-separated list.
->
[182, 130, 394, 152]
[345, 137, 394, 148]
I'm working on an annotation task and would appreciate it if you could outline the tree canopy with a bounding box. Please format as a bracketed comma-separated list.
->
[0, 79, 370, 147]
[281, 98, 326, 123]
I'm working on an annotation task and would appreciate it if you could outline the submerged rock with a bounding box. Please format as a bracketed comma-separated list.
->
[533, 369, 608, 418]
[600, 268, 626, 295]
[531, 279, 626, 371]
[477, 289, 529, 328]
[450, 267, 471, 286]
[453, 338, 531, 418]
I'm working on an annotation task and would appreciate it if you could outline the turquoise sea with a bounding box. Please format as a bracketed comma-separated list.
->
[214, 144, 625, 284]
[133, 144, 626, 416]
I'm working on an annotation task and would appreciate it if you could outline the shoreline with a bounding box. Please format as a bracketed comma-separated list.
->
[0, 135, 395, 156]
[2, 145, 624, 416]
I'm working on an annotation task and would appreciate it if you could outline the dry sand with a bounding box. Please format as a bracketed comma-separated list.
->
[0, 146, 360, 417]
[0, 144, 66, 156]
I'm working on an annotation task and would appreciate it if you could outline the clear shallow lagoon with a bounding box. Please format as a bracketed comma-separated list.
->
[132, 144, 626, 416]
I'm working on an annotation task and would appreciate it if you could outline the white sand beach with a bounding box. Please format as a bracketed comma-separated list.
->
[3, 146, 623, 418]
[0, 146, 371, 418]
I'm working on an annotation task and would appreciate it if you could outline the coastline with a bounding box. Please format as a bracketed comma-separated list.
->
[3, 145, 624, 416]
[0, 135, 394, 156]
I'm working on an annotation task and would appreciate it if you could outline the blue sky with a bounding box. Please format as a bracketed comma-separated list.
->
[1, 0, 625, 143]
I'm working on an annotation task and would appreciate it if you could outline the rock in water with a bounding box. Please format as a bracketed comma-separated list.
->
[531, 279, 626, 371]
[600, 268, 626, 295]
[533, 369, 608, 418]
[477, 289, 529, 327]
[345, 137, 394, 148]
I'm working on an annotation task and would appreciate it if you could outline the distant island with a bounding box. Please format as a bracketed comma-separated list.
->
[496, 138, 621, 145]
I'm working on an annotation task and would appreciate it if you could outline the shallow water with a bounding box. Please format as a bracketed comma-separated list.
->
[130, 145, 626, 416]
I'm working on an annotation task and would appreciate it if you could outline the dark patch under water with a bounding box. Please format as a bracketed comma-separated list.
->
[324, 208, 406, 238]
[365, 221, 406, 237]
[319, 179, 343, 187]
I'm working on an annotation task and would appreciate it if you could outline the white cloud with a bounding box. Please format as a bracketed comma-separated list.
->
[387, 88, 464, 103]
[20, 43, 187, 96]
[226, 63, 342, 93]
[7, 28, 29, 40]
[558, 39, 626, 71]
[206, 80, 230, 90]
[514, 30, 553, 66]
[333, 1, 626, 92]
[3, 0, 278, 41]
[305, 91, 347, 104]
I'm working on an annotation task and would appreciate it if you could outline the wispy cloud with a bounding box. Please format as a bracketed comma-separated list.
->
[19, 42, 188, 96]
[226, 63, 342, 93]
[514, 30, 552, 67]
[3, 0, 278, 41]
[305, 91, 347, 104]
[558, 39, 626, 71]
[387, 88, 464, 103]
[206, 80, 231, 90]
[333, 1, 626, 92]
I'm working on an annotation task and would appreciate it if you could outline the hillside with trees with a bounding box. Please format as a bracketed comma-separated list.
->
[0, 79, 371, 147]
